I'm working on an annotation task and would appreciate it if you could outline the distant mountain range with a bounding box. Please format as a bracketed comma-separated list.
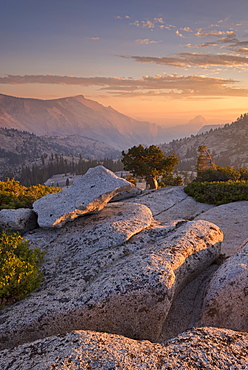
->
[161, 114, 248, 170]
[0, 94, 164, 150]
[0, 93, 212, 150]
[2, 92, 246, 181]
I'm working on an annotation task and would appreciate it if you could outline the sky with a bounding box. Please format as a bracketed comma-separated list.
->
[1, 0, 248, 126]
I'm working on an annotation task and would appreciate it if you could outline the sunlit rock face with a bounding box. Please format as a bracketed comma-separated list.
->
[0, 327, 247, 370]
[199, 241, 248, 332]
[33, 166, 134, 228]
[0, 212, 222, 349]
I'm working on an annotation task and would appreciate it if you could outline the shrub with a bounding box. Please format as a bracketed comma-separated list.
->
[0, 231, 44, 306]
[239, 167, 248, 181]
[184, 181, 248, 205]
[0, 179, 61, 209]
[197, 166, 240, 182]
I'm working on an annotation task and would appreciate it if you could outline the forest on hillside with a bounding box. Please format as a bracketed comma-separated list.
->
[161, 114, 248, 171]
[20, 155, 123, 186]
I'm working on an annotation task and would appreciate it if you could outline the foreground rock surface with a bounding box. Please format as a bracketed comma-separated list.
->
[128, 187, 248, 256]
[199, 241, 248, 332]
[0, 210, 222, 349]
[0, 327, 247, 370]
[33, 166, 134, 228]
[195, 201, 248, 256]
[0, 208, 37, 234]
[158, 264, 219, 342]
[125, 186, 214, 222]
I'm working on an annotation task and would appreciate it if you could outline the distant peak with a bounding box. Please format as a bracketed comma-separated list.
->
[187, 115, 207, 126]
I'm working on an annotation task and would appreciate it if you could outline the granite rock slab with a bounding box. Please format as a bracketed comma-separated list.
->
[125, 186, 214, 222]
[199, 241, 248, 332]
[0, 327, 247, 370]
[33, 166, 134, 228]
[111, 186, 142, 202]
[0, 208, 37, 234]
[0, 214, 222, 349]
[195, 200, 248, 255]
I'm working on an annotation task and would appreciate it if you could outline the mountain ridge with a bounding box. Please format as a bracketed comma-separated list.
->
[0, 93, 167, 150]
[161, 113, 248, 170]
[0, 93, 213, 150]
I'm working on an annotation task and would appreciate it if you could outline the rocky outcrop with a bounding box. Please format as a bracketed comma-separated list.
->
[0, 208, 37, 234]
[126, 186, 214, 223]
[33, 166, 134, 228]
[158, 264, 219, 342]
[195, 200, 248, 255]
[199, 241, 248, 332]
[0, 327, 247, 370]
[110, 186, 142, 202]
[2, 179, 248, 368]
[0, 212, 222, 349]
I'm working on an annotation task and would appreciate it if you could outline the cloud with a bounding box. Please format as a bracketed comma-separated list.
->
[131, 17, 176, 31]
[208, 24, 220, 29]
[121, 52, 248, 69]
[218, 17, 230, 23]
[141, 20, 155, 29]
[154, 17, 164, 24]
[195, 29, 226, 37]
[192, 32, 248, 53]
[125, 15, 130, 19]
[114, 16, 122, 19]
[90, 37, 99, 40]
[176, 30, 185, 38]
[159, 24, 176, 30]
[131, 20, 140, 27]
[135, 39, 163, 45]
[181, 27, 193, 32]
[236, 48, 248, 54]
[1, 73, 248, 99]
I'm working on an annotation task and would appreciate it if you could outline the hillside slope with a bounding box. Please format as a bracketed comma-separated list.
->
[0, 128, 120, 179]
[161, 114, 248, 170]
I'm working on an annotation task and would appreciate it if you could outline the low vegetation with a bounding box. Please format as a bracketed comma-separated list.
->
[185, 180, 248, 205]
[0, 179, 61, 209]
[0, 231, 44, 306]
[197, 166, 248, 182]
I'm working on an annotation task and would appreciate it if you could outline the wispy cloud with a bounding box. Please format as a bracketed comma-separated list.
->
[159, 24, 176, 30]
[131, 17, 177, 31]
[195, 29, 227, 37]
[217, 17, 230, 24]
[90, 37, 100, 40]
[190, 31, 248, 54]
[135, 39, 163, 45]
[1, 74, 248, 99]
[121, 52, 248, 69]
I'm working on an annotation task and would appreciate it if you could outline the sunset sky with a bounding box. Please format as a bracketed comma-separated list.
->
[1, 0, 248, 126]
